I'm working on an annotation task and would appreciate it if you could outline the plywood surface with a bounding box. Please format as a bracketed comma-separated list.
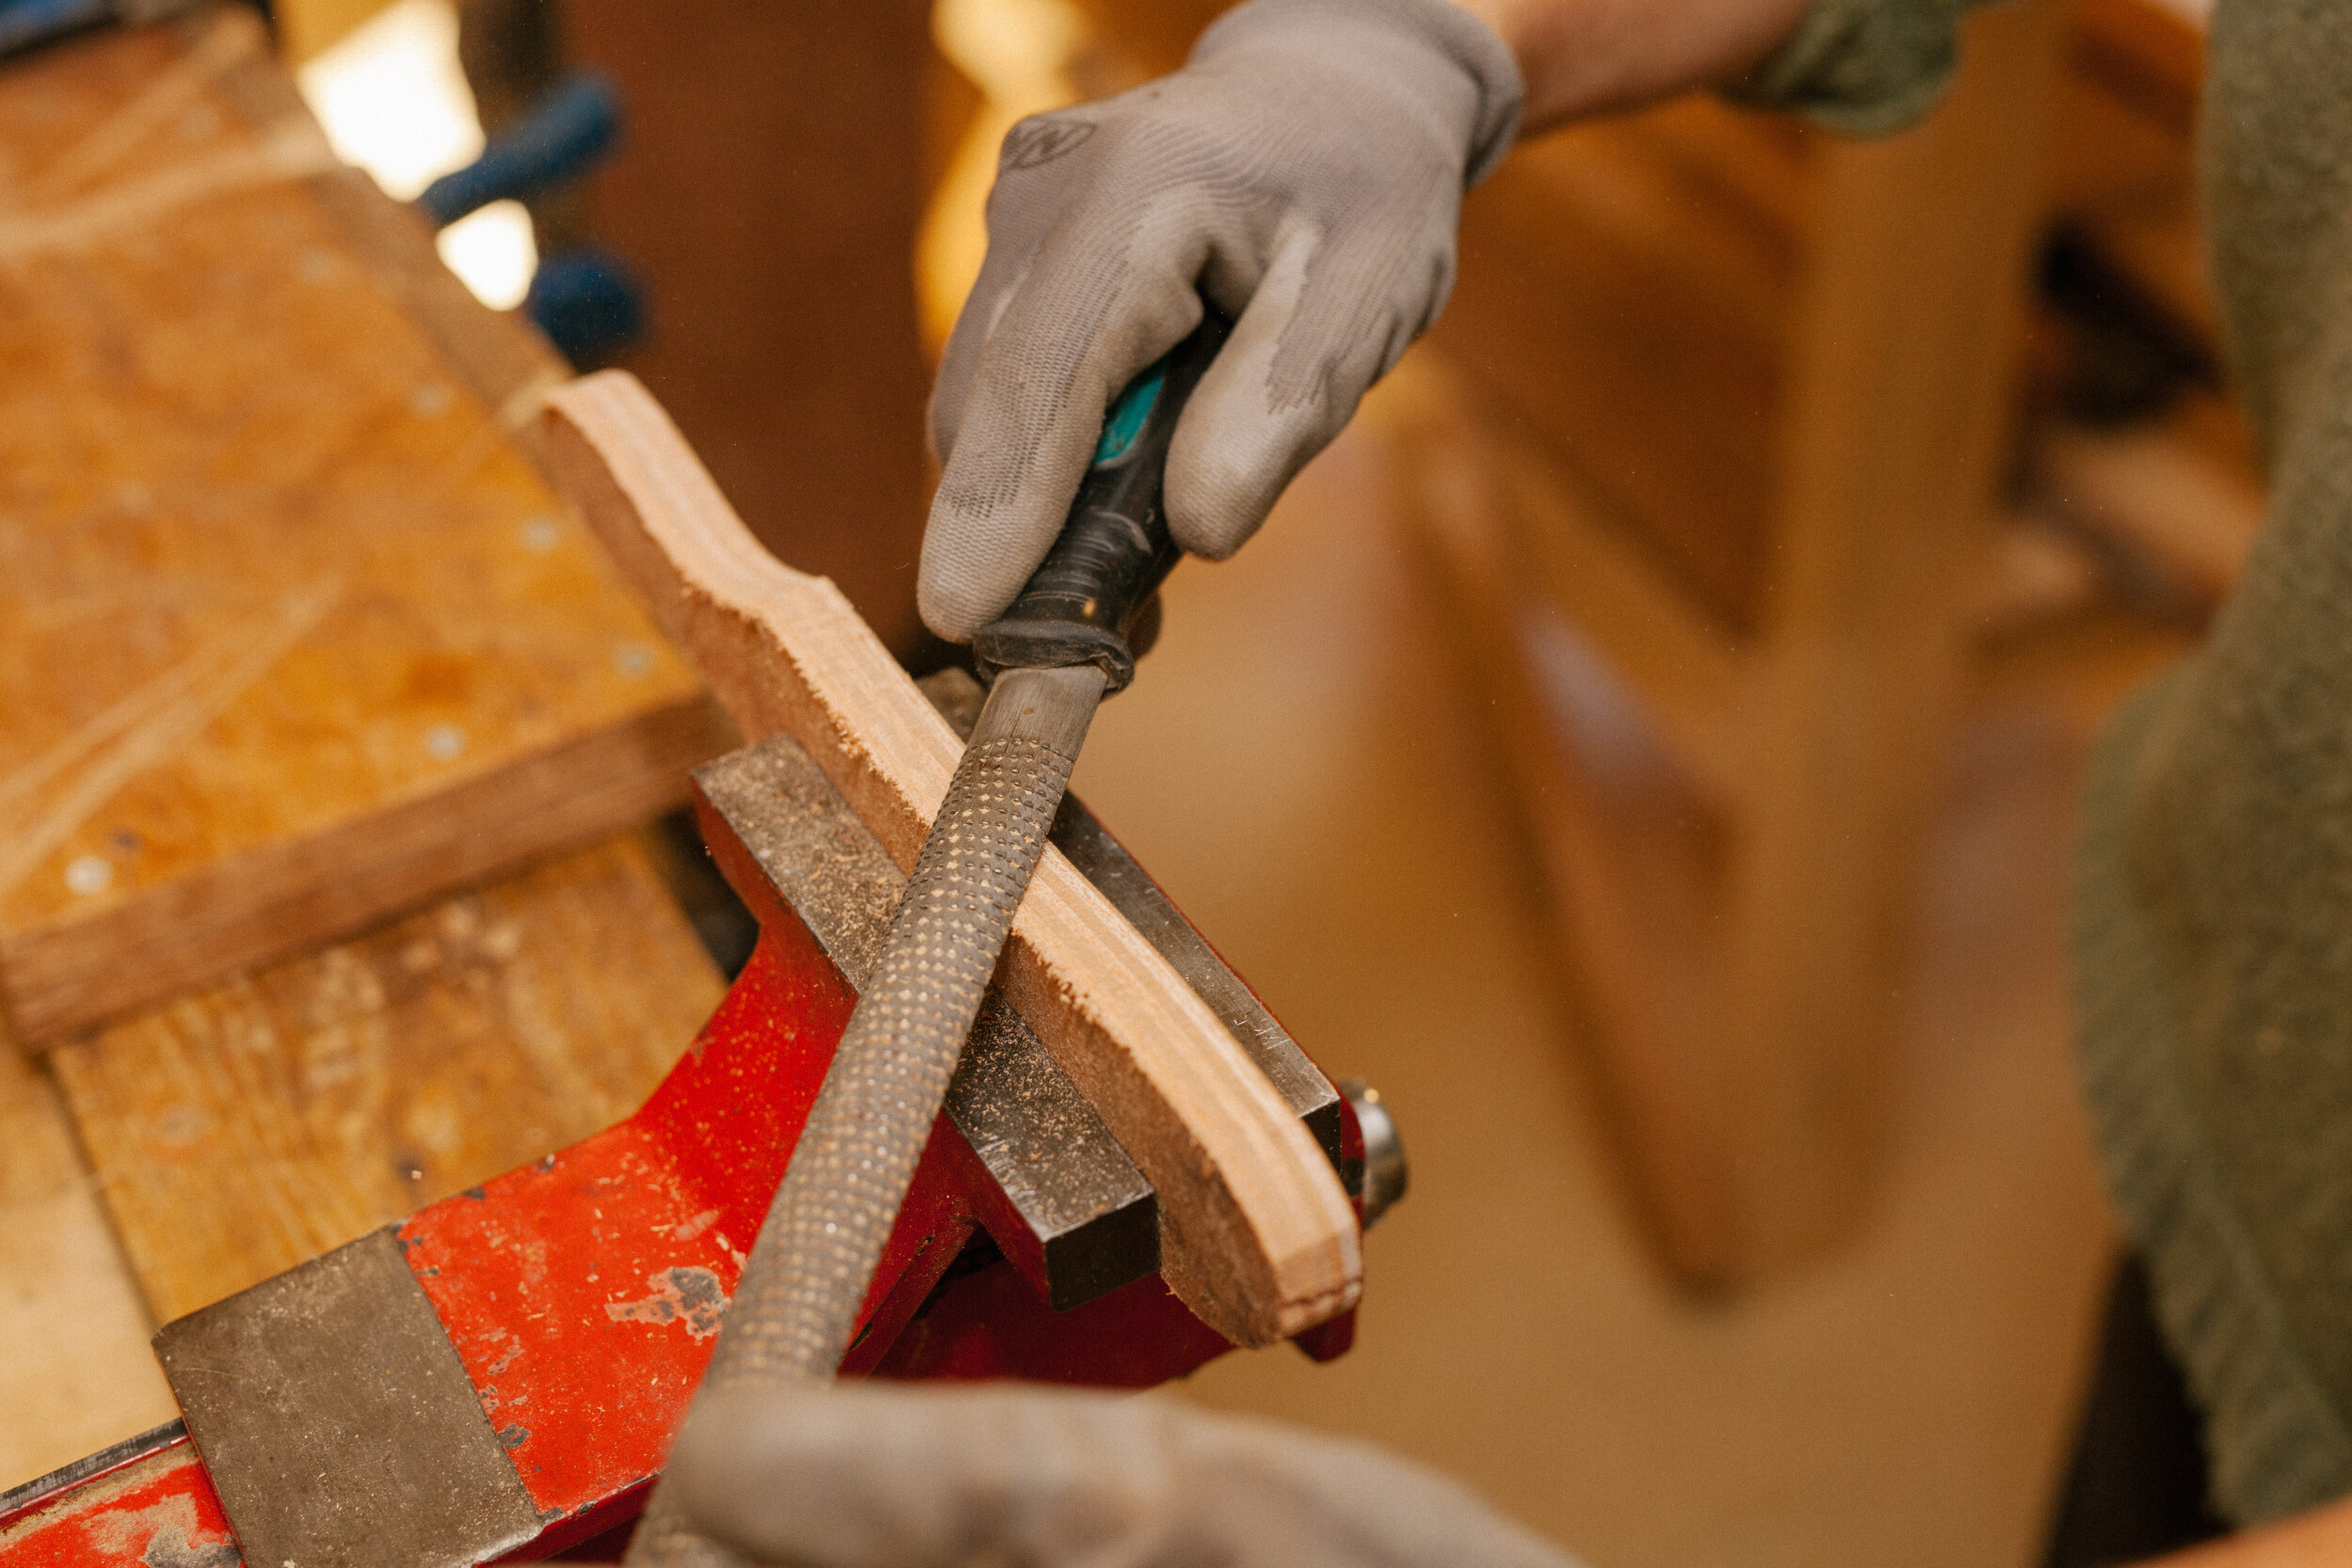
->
[0, 11, 728, 1047]
[51, 834, 725, 1325]
[542, 371, 1361, 1349]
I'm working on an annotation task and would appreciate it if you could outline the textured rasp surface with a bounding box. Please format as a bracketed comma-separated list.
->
[628, 731, 1080, 1568]
[710, 733, 1077, 1386]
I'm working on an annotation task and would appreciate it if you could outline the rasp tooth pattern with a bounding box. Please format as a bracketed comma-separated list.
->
[715, 735, 1077, 1389]
[628, 736, 1081, 1567]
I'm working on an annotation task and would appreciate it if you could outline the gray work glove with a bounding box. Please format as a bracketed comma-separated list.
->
[918, 0, 1524, 642]
[669, 1382, 1581, 1567]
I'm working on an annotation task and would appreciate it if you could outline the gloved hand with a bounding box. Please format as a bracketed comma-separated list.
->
[668, 1381, 1581, 1568]
[918, 0, 1524, 642]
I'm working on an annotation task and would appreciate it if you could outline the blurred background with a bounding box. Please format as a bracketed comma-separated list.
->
[2, 0, 2249, 1563]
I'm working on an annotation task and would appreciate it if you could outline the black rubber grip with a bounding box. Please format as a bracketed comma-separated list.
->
[972, 306, 1234, 692]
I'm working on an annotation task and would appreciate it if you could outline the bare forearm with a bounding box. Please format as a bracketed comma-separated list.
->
[2146, 1497, 2352, 1568]
[1445, 0, 1817, 135]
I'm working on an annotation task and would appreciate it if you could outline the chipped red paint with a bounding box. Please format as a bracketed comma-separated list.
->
[397, 911, 1009, 1547]
[3, 796, 1359, 1566]
[0, 1440, 232, 1568]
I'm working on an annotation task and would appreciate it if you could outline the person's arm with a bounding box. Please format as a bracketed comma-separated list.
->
[1450, 0, 1816, 135]
[2147, 1497, 2352, 1567]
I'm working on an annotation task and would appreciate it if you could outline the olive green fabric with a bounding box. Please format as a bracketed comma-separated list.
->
[1725, 0, 1983, 135]
[1742, 0, 2352, 1529]
[2073, 0, 2352, 1526]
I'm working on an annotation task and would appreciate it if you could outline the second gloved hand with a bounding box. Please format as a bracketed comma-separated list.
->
[668, 1381, 1581, 1568]
[919, 0, 1524, 643]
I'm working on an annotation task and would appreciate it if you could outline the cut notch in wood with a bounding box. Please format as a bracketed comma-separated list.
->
[540, 370, 1361, 1348]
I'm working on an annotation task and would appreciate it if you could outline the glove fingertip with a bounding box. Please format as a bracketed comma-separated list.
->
[916, 583, 983, 645]
[917, 521, 1014, 643]
[920, 435, 1095, 643]
[1164, 381, 1333, 562]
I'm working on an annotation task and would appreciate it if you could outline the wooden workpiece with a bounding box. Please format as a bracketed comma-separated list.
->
[0, 9, 729, 1047]
[541, 371, 1362, 1348]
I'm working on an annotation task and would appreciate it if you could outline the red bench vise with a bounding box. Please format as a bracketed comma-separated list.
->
[0, 680, 1406, 1568]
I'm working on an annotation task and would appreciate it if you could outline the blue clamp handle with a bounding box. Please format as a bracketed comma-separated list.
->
[418, 71, 619, 229]
[0, 0, 115, 58]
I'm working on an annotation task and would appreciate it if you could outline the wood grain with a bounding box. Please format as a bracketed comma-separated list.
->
[0, 1044, 176, 1493]
[542, 371, 1361, 1348]
[0, 13, 731, 1045]
[50, 834, 724, 1325]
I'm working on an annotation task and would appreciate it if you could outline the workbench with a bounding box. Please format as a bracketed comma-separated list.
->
[0, 9, 733, 1492]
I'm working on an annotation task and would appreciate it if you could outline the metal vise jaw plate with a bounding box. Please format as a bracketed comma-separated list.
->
[153, 1227, 541, 1568]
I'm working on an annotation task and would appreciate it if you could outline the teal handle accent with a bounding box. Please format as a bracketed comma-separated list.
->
[1091, 361, 1168, 467]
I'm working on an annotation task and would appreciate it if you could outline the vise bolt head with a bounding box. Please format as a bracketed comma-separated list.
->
[1340, 1079, 1407, 1229]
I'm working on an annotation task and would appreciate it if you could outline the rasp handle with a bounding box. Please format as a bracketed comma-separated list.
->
[972, 306, 1232, 692]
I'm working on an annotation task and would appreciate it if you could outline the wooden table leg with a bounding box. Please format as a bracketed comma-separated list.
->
[1710, 0, 2071, 1277]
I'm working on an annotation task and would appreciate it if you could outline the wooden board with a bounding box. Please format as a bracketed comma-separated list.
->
[49, 833, 724, 1325]
[0, 11, 732, 1047]
[0, 1045, 176, 1493]
[542, 371, 1360, 1348]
